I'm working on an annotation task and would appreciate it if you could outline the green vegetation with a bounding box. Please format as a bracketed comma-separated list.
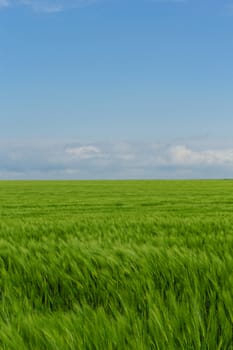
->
[0, 180, 232, 349]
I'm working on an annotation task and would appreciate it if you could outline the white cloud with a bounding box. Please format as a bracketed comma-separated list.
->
[169, 145, 233, 166]
[1, 139, 233, 179]
[66, 145, 102, 159]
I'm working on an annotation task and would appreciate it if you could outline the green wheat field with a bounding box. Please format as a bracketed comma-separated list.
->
[0, 180, 232, 349]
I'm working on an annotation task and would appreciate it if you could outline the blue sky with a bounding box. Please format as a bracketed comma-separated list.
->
[1, 0, 233, 179]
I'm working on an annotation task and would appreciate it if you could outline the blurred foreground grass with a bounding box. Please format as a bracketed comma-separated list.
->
[0, 180, 232, 349]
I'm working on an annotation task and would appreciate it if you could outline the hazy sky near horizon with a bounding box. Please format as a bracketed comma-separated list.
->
[1, 0, 233, 179]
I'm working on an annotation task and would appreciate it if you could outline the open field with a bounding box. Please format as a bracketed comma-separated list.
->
[0, 180, 232, 349]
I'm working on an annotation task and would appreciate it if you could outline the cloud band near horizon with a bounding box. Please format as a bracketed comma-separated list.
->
[1, 139, 233, 179]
